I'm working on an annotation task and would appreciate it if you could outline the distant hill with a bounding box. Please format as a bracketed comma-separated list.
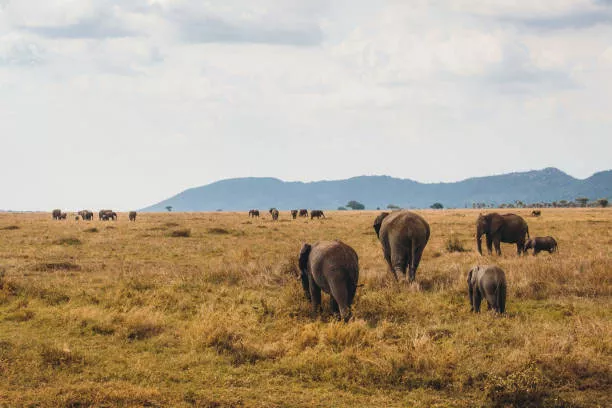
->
[141, 168, 612, 211]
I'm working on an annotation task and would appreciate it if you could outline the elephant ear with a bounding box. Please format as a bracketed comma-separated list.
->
[299, 244, 312, 274]
[373, 212, 389, 238]
[298, 244, 312, 301]
[489, 214, 504, 234]
[467, 266, 478, 284]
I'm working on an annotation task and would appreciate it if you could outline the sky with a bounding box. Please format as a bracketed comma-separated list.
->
[1, 0, 611, 211]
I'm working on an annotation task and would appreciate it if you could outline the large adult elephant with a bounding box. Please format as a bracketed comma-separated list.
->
[52, 209, 62, 220]
[310, 210, 325, 219]
[269, 208, 279, 221]
[476, 213, 529, 256]
[373, 210, 430, 282]
[299, 240, 359, 322]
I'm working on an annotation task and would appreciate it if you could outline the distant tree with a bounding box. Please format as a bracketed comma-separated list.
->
[165, 206, 173, 212]
[337, 206, 347, 211]
[575, 197, 589, 208]
[346, 200, 365, 210]
[430, 202, 443, 209]
[387, 204, 401, 209]
[597, 198, 609, 208]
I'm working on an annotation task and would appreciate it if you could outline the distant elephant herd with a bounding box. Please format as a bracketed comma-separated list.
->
[249, 208, 325, 220]
[52, 209, 137, 222]
[299, 210, 558, 322]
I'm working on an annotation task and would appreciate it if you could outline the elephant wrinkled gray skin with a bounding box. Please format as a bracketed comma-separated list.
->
[467, 265, 507, 313]
[310, 210, 325, 219]
[373, 210, 430, 282]
[524, 236, 557, 255]
[129, 211, 137, 222]
[291, 210, 298, 219]
[52, 209, 62, 220]
[476, 213, 529, 256]
[269, 208, 279, 221]
[299, 240, 359, 322]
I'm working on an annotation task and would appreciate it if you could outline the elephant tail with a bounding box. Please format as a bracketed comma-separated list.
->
[497, 282, 506, 314]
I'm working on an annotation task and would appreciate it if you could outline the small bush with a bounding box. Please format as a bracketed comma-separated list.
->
[40, 344, 85, 368]
[203, 327, 267, 366]
[445, 235, 468, 253]
[84, 227, 98, 233]
[207, 228, 229, 234]
[54, 237, 82, 246]
[1, 225, 20, 230]
[170, 229, 191, 238]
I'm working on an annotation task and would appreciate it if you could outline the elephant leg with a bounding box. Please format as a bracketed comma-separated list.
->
[534, 248, 540, 255]
[473, 290, 482, 313]
[409, 245, 424, 282]
[329, 297, 339, 317]
[516, 243, 523, 256]
[486, 235, 493, 255]
[493, 235, 502, 256]
[309, 281, 322, 318]
[329, 279, 351, 322]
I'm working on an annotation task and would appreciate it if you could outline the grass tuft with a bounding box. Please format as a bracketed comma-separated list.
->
[170, 229, 191, 238]
[53, 237, 82, 246]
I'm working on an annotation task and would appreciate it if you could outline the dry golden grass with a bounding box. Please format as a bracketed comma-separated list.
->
[0, 209, 610, 407]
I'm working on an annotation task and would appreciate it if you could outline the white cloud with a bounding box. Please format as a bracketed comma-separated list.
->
[0, 0, 610, 210]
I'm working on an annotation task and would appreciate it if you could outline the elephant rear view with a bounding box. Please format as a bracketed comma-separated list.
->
[373, 210, 430, 282]
[476, 213, 529, 256]
[299, 240, 359, 322]
[467, 265, 507, 313]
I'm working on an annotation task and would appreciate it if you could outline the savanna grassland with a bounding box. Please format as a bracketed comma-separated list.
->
[0, 209, 610, 407]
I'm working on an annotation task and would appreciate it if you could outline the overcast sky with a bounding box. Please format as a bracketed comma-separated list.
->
[1, 0, 611, 211]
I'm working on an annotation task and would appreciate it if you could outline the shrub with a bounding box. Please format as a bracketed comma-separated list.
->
[54, 237, 82, 246]
[170, 229, 191, 238]
[207, 228, 229, 234]
[84, 227, 98, 233]
[1, 225, 20, 230]
[445, 235, 468, 253]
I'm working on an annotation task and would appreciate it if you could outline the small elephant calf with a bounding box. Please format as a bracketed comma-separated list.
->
[299, 240, 359, 322]
[467, 265, 507, 313]
[524, 236, 557, 255]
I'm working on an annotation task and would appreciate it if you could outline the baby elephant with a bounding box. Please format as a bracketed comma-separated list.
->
[524, 236, 557, 255]
[299, 241, 359, 322]
[467, 265, 507, 313]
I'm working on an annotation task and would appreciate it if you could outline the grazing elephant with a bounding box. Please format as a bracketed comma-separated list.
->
[248, 209, 260, 218]
[524, 236, 557, 255]
[310, 210, 325, 219]
[299, 209, 308, 217]
[373, 210, 430, 282]
[531, 210, 541, 217]
[476, 213, 529, 256]
[78, 210, 93, 221]
[291, 210, 298, 219]
[99, 210, 116, 221]
[52, 209, 62, 220]
[467, 265, 507, 313]
[129, 211, 137, 222]
[269, 208, 279, 221]
[299, 240, 359, 322]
